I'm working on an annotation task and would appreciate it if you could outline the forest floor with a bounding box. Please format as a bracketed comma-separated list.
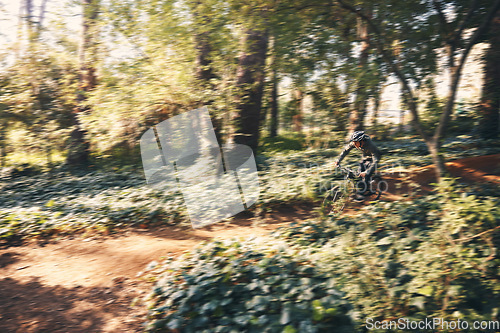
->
[0, 154, 499, 333]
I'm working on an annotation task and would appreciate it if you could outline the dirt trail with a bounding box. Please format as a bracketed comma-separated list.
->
[380, 153, 500, 199]
[0, 154, 499, 333]
[0, 206, 310, 333]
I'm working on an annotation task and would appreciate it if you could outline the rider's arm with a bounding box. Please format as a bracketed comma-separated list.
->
[335, 142, 354, 165]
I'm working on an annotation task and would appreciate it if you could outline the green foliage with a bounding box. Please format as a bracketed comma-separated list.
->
[370, 122, 394, 142]
[274, 179, 500, 326]
[255, 148, 345, 210]
[303, 131, 347, 150]
[0, 51, 78, 168]
[145, 239, 354, 332]
[441, 135, 500, 160]
[259, 133, 305, 154]
[1, 137, 498, 245]
[421, 92, 444, 134]
[418, 93, 481, 138]
[273, 220, 339, 247]
[447, 102, 480, 136]
[143, 177, 500, 332]
[378, 135, 500, 169]
[309, 79, 349, 133]
[0, 145, 345, 244]
[0, 171, 185, 245]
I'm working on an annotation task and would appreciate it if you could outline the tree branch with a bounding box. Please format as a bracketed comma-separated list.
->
[432, 0, 451, 37]
[334, 0, 431, 142]
[456, 225, 500, 242]
[453, 0, 479, 45]
[434, 0, 500, 142]
[460, 0, 500, 62]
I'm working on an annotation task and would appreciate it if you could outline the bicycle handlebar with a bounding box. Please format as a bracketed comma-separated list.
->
[335, 165, 360, 178]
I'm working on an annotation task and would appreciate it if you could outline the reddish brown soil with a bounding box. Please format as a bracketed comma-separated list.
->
[0, 206, 310, 333]
[380, 153, 500, 199]
[0, 154, 498, 333]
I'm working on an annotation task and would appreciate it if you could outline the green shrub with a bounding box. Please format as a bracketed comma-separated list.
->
[447, 102, 479, 136]
[259, 133, 305, 154]
[145, 239, 354, 333]
[0, 171, 186, 245]
[370, 123, 394, 141]
[273, 220, 339, 247]
[274, 179, 500, 327]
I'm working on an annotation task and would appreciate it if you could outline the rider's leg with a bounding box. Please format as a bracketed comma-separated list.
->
[364, 160, 378, 193]
[357, 159, 371, 194]
[355, 160, 365, 194]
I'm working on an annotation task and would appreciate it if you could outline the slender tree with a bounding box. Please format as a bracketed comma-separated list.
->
[346, 14, 372, 138]
[231, 27, 269, 151]
[267, 34, 279, 138]
[478, 11, 500, 139]
[189, 0, 224, 142]
[66, 0, 99, 166]
[269, 67, 279, 138]
[336, 0, 500, 180]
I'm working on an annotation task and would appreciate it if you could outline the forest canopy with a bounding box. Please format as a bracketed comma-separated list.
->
[0, 0, 499, 180]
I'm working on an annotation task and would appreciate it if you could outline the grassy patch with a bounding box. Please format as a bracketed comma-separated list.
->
[259, 133, 306, 155]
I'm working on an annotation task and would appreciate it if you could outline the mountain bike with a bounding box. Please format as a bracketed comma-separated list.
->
[321, 166, 387, 216]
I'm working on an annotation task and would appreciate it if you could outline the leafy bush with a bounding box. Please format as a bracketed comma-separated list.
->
[441, 135, 500, 159]
[145, 239, 354, 333]
[259, 133, 305, 154]
[0, 170, 185, 244]
[274, 179, 500, 327]
[377, 135, 500, 169]
[0, 148, 349, 243]
[272, 220, 339, 247]
[446, 102, 480, 136]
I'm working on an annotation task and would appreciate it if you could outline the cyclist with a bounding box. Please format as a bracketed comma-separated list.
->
[333, 131, 381, 198]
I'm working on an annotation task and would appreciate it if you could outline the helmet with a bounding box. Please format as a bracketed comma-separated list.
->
[350, 130, 369, 142]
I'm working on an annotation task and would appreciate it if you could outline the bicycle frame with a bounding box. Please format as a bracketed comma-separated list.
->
[337, 165, 386, 193]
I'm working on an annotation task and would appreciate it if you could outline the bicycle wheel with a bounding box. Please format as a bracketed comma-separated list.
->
[369, 175, 388, 200]
[321, 180, 353, 216]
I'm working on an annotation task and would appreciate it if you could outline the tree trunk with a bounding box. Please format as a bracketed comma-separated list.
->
[194, 29, 223, 142]
[269, 66, 279, 138]
[371, 83, 381, 135]
[336, 0, 500, 183]
[268, 35, 279, 138]
[371, 92, 380, 127]
[0, 120, 5, 168]
[292, 88, 304, 133]
[46, 146, 52, 169]
[194, 32, 214, 83]
[232, 28, 269, 152]
[478, 12, 500, 139]
[346, 15, 370, 140]
[66, 0, 98, 166]
[37, 0, 49, 36]
[190, 0, 223, 142]
[25, 0, 35, 44]
[427, 139, 447, 180]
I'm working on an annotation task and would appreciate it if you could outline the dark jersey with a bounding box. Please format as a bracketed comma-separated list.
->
[336, 138, 381, 176]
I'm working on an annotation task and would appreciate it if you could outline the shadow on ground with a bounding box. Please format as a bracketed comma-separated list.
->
[0, 277, 145, 333]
